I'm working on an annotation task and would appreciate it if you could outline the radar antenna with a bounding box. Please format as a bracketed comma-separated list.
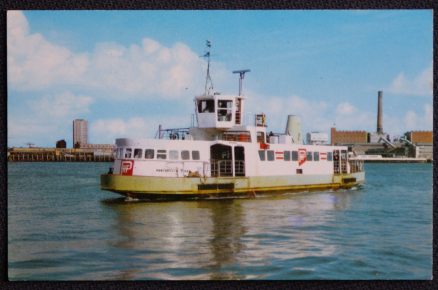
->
[203, 40, 214, 95]
[232, 69, 251, 96]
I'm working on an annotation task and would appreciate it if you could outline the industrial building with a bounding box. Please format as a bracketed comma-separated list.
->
[330, 128, 368, 145]
[329, 91, 433, 161]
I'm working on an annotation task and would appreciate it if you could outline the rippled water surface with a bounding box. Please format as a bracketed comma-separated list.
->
[8, 162, 432, 280]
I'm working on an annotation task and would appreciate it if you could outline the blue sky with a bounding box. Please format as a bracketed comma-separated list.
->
[8, 10, 432, 147]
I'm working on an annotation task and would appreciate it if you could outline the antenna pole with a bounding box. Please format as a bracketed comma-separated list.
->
[233, 69, 251, 96]
[203, 40, 213, 95]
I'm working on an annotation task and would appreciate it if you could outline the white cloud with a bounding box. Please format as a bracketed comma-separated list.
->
[245, 93, 330, 134]
[29, 91, 93, 119]
[336, 102, 357, 115]
[7, 11, 89, 90]
[388, 64, 432, 96]
[7, 11, 214, 99]
[403, 104, 433, 131]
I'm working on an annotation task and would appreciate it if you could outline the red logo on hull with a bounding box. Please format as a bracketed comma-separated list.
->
[121, 160, 134, 176]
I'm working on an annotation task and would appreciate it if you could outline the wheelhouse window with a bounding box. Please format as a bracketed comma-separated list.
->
[306, 151, 313, 161]
[124, 148, 132, 158]
[267, 150, 275, 161]
[292, 151, 298, 161]
[117, 148, 123, 158]
[134, 148, 143, 159]
[169, 150, 179, 160]
[192, 150, 200, 160]
[157, 150, 167, 159]
[327, 152, 333, 161]
[198, 99, 215, 113]
[181, 150, 190, 160]
[217, 100, 232, 122]
[313, 152, 319, 161]
[284, 151, 291, 161]
[258, 150, 266, 161]
[145, 149, 154, 159]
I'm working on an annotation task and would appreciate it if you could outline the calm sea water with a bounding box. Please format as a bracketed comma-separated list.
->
[8, 162, 432, 280]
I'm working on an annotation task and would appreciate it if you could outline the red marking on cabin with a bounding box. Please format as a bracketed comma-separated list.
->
[298, 148, 307, 166]
[320, 152, 327, 160]
[275, 151, 284, 160]
[121, 160, 134, 176]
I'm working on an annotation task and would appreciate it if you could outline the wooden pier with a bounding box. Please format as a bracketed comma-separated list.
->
[7, 148, 114, 162]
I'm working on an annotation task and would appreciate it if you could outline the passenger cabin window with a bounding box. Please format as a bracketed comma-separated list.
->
[192, 151, 200, 160]
[145, 149, 154, 159]
[314, 152, 319, 161]
[169, 150, 179, 160]
[292, 151, 298, 161]
[284, 151, 291, 161]
[267, 150, 275, 161]
[134, 148, 143, 159]
[306, 151, 313, 161]
[157, 150, 167, 159]
[125, 148, 132, 158]
[198, 100, 215, 113]
[117, 148, 123, 158]
[258, 150, 266, 161]
[217, 100, 232, 122]
[181, 150, 190, 160]
[327, 152, 333, 161]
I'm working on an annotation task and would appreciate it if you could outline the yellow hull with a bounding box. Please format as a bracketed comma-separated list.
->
[101, 172, 365, 199]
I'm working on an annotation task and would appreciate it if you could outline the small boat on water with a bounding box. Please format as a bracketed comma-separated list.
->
[100, 43, 365, 199]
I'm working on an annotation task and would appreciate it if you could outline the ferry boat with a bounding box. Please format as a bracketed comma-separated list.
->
[100, 43, 365, 199]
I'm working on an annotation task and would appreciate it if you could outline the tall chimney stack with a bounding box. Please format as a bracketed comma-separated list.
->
[377, 91, 383, 134]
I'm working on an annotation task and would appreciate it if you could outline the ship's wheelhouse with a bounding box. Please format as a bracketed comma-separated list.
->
[195, 94, 245, 129]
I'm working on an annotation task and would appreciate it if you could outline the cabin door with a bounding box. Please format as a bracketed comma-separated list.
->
[234, 146, 245, 177]
[333, 150, 340, 174]
[340, 150, 348, 174]
[210, 144, 233, 177]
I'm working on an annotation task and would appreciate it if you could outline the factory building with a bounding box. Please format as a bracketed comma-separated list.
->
[405, 131, 433, 144]
[404, 131, 433, 160]
[330, 128, 368, 145]
[73, 119, 88, 148]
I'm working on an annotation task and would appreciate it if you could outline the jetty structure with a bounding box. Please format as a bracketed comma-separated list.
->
[100, 42, 365, 199]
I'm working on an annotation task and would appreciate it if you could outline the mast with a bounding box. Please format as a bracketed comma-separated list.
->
[232, 69, 251, 96]
[203, 40, 214, 95]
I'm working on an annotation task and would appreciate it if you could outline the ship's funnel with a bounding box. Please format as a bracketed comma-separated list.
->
[377, 91, 383, 134]
[285, 115, 302, 144]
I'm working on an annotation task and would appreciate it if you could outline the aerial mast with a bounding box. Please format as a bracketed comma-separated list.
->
[203, 40, 214, 95]
[232, 69, 251, 96]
